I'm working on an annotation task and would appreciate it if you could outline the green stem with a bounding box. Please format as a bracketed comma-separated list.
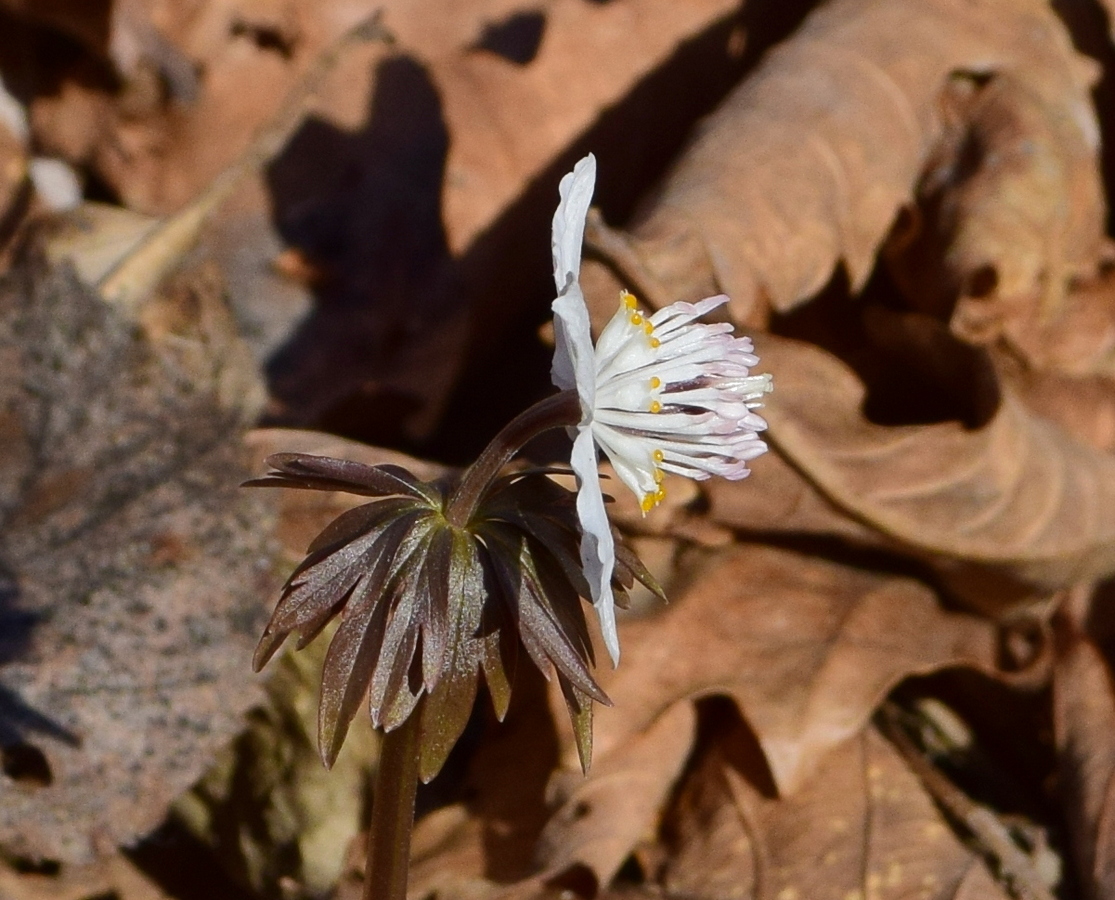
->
[445, 390, 581, 527]
[363, 710, 423, 900]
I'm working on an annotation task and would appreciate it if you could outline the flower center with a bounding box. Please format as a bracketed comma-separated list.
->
[620, 291, 669, 513]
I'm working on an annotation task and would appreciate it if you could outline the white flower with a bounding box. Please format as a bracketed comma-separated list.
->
[550, 153, 773, 664]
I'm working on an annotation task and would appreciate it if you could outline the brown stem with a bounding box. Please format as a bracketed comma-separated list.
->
[363, 709, 422, 900]
[445, 390, 581, 527]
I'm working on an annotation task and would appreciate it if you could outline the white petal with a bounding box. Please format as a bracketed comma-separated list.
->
[569, 427, 620, 665]
[594, 299, 638, 365]
[649, 295, 729, 333]
[552, 154, 596, 294]
[552, 283, 597, 412]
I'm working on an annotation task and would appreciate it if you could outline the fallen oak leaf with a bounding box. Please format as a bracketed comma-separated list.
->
[884, 68, 1107, 359]
[478, 539, 1007, 895]
[758, 336, 1115, 614]
[663, 719, 1014, 900]
[535, 702, 696, 893]
[588, 0, 1097, 327]
[585, 543, 999, 798]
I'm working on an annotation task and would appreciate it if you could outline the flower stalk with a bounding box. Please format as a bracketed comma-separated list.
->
[445, 389, 581, 526]
[364, 704, 423, 900]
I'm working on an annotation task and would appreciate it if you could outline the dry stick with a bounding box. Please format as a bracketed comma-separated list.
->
[877, 703, 1056, 900]
[97, 10, 393, 313]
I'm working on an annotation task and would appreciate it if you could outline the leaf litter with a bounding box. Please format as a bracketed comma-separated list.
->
[2, 0, 1115, 897]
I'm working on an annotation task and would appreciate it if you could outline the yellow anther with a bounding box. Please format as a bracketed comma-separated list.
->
[653, 449, 665, 462]
[630, 312, 643, 325]
[649, 376, 661, 389]
[650, 337, 661, 348]
[654, 469, 664, 484]
[640, 493, 657, 513]
[643, 321, 654, 335]
[622, 291, 637, 310]
[649, 400, 662, 413]
[656, 486, 667, 501]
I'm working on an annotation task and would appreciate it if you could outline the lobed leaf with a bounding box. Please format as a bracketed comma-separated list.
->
[250, 453, 441, 504]
[760, 336, 1115, 609]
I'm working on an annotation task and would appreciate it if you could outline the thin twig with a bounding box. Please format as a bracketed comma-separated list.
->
[877, 702, 1057, 900]
[98, 10, 393, 313]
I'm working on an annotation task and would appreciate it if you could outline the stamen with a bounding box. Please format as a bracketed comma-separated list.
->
[650, 337, 661, 348]
[623, 291, 637, 310]
[649, 400, 662, 413]
[654, 469, 664, 484]
[653, 449, 665, 462]
[630, 312, 643, 325]
[640, 493, 657, 513]
[643, 322, 654, 335]
[649, 376, 661, 389]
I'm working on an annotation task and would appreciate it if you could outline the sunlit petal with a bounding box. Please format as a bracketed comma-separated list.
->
[549, 154, 772, 663]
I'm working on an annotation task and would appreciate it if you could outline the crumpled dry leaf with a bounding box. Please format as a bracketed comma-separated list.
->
[67, 0, 765, 221]
[577, 544, 997, 796]
[1002, 364, 1115, 454]
[537, 702, 696, 892]
[757, 336, 1115, 614]
[1053, 584, 1115, 900]
[515, 543, 1000, 893]
[883, 65, 1108, 367]
[0, 255, 276, 863]
[582, 0, 1098, 328]
[663, 720, 1013, 900]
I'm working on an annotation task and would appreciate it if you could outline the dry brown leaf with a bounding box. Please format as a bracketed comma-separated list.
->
[988, 268, 1115, 381]
[506, 542, 1001, 893]
[997, 364, 1115, 454]
[759, 336, 1115, 613]
[591, 0, 1097, 327]
[1053, 584, 1115, 900]
[537, 702, 696, 891]
[884, 66, 1107, 362]
[583, 544, 998, 799]
[663, 721, 1012, 900]
[0, 256, 276, 863]
[706, 450, 883, 545]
